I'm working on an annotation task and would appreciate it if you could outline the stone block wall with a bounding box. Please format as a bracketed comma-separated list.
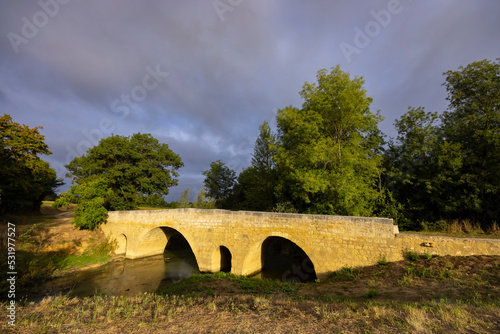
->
[102, 209, 500, 280]
[393, 234, 500, 259]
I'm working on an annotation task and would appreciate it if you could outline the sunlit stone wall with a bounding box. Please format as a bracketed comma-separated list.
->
[101, 209, 500, 280]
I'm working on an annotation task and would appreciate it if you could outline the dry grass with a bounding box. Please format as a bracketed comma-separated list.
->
[1, 206, 499, 333]
[447, 219, 484, 234]
[488, 222, 500, 236]
[0, 204, 115, 297]
[1, 255, 499, 333]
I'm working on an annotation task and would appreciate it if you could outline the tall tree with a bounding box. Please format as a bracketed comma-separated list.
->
[440, 58, 500, 224]
[202, 160, 236, 208]
[385, 107, 463, 229]
[0, 114, 62, 214]
[234, 121, 278, 211]
[192, 188, 215, 209]
[177, 187, 191, 208]
[64, 133, 183, 211]
[385, 59, 500, 229]
[274, 66, 384, 216]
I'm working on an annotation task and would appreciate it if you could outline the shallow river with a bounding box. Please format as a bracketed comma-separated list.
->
[41, 250, 199, 299]
[35, 237, 317, 299]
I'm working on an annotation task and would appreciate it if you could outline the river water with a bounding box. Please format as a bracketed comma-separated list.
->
[41, 250, 199, 299]
[34, 237, 317, 299]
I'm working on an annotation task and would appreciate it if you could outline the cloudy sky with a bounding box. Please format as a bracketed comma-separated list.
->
[1, 0, 499, 201]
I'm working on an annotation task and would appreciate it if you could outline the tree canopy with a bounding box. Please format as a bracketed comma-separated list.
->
[4, 59, 497, 232]
[202, 160, 236, 208]
[218, 59, 498, 231]
[65, 133, 183, 211]
[232, 121, 278, 211]
[274, 66, 384, 215]
[0, 114, 62, 214]
[384, 58, 500, 229]
[440, 58, 500, 224]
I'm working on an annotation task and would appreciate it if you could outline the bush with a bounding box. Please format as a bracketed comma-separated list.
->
[272, 202, 298, 213]
[420, 220, 448, 232]
[57, 177, 112, 230]
[53, 191, 75, 209]
[73, 197, 108, 230]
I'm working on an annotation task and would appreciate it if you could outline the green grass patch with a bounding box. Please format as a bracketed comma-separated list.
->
[377, 253, 388, 266]
[329, 266, 359, 281]
[157, 272, 300, 297]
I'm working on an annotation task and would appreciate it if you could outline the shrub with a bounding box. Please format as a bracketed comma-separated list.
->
[272, 201, 298, 213]
[73, 197, 108, 230]
[58, 177, 112, 230]
[487, 221, 500, 236]
[364, 288, 378, 299]
[420, 220, 448, 232]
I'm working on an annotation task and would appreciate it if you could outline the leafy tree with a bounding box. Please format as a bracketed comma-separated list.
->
[202, 160, 236, 208]
[0, 114, 63, 214]
[68, 177, 112, 230]
[65, 133, 183, 211]
[385, 107, 463, 228]
[177, 187, 191, 208]
[137, 194, 168, 208]
[58, 133, 182, 229]
[440, 58, 500, 225]
[274, 66, 384, 216]
[386, 59, 499, 229]
[192, 188, 216, 209]
[233, 121, 278, 211]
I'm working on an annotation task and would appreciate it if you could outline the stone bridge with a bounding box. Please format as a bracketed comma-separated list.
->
[101, 209, 500, 280]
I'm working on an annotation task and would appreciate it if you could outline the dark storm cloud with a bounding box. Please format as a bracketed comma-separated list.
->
[1, 0, 499, 200]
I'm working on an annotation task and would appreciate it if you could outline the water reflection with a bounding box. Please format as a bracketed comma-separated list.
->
[50, 250, 199, 298]
[35, 236, 318, 300]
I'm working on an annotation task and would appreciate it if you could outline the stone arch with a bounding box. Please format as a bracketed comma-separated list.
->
[242, 235, 317, 281]
[134, 227, 199, 268]
[114, 234, 127, 255]
[212, 246, 232, 273]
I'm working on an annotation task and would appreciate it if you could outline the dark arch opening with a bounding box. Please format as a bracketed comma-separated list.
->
[161, 228, 199, 272]
[261, 237, 317, 282]
[219, 246, 232, 273]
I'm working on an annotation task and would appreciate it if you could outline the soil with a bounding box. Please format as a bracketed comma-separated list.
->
[32, 205, 105, 256]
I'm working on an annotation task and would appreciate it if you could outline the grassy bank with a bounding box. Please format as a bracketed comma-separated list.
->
[0, 203, 115, 297]
[1, 206, 499, 332]
[2, 255, 499, 333]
